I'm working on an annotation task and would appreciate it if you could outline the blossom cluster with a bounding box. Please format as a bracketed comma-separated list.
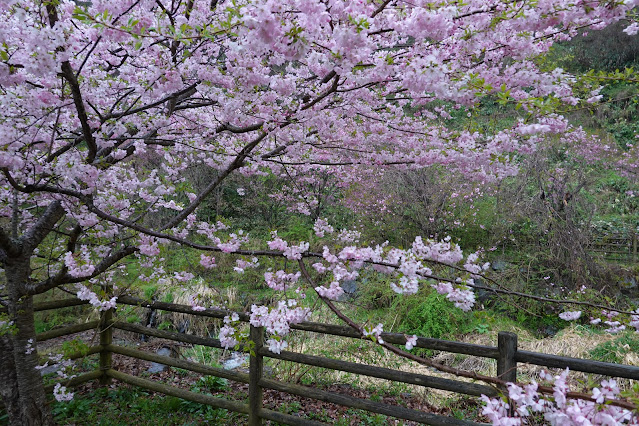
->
[263, 270, 301, 291]
[249, 301, 309, 353]
[558, 311, 582, 321]
[63, 250, 95, 279]
[35, 354, 77, 402]
[75, 285, 117, 311]
[481, 369, 638, 425]
[313, 218, 334, 238]
[268, 233, 310, 260]
[363, 323, 385, 344]
[219, 313, 241, 348]
[234, 257, 259, 273]
[53, 383, 74, 402]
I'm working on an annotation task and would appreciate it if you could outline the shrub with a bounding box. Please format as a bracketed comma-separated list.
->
[398, 291, 474, 339]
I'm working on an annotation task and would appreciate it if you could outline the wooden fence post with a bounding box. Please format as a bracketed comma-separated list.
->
[99, 287, 114, 385]
[497, 331, 517, 385]
[249, 325, 264, 426]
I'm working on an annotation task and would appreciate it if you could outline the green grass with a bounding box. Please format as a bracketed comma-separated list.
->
[51, 386, 235, 425]
[588, 332, 639, 363]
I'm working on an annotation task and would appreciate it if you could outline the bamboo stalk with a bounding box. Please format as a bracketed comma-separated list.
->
[248, 326, 264, 426]
[34, 298, 90, 312]
[258, 408, 327, 425]
[516, 350, 639, 380]
[99, 299, 113, 385]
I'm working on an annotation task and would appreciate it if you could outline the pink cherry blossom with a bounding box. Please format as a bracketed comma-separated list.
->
[559, 311, 582, 321]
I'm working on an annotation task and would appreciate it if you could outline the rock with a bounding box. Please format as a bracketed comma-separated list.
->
[620, 277, 638, 296]
[38, 364, 61, 377]
[263, 365, 274, 378]
[177, 320, 190, 334]
[338, 280, 359, 302]
[491, 259, 510, 272]
[222, 352, 248, 370]
[474, 278, 497, 304]
[341, 280, 358, 295]
[541, 325, 559, 337]
[147, 347, 172, 373]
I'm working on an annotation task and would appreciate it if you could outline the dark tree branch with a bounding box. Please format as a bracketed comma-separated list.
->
[0, 227, 19, 258]
[320, 70, 337, 84]
[61, 61, 98, 163]
[1, 169, 87, 199]
[26, 245, 138, 295]
[301, 74, 339, 111]
[371, 0, 392, 18]
[76, 37, 102, 76]
[19, 201, 65, 254]
[104, 82, 200, 120]
[3, 165, 635, 317]
[45, 134, 84, 162]
[160, 129, 268, 230]
[214, 121, 265, 134]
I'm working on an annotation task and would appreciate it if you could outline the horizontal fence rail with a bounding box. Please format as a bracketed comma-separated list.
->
[259, 377, 483, 426]
[259, 347, 497, 397]
[117, 295, 500, 358]
[589, 232, 638, 262]
[22, 295, 639, 425]
[116, 296, 639, 379]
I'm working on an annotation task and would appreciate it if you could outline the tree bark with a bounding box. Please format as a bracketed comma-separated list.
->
[0, 335, 21, 423]
[1, 257, 54, 426]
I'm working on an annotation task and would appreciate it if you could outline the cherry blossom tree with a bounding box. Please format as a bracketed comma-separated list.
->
[2, 0, 639, 424]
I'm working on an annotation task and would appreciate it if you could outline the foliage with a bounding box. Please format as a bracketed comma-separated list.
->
[398, 291, 475, 340]
[34, 305, 91, 334]
[60, 339, 91, 358]
[548, 22, 639, 73]
[51, 387, 229, 425]
[588, 333, 639, 364]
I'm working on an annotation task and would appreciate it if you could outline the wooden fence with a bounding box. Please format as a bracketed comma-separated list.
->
[25, 295, 639, 425]
[590, 232, 638, 262]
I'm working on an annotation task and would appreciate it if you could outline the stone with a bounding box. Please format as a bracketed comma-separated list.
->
[474, 278, 497, 304]
[620, 277, 638, 296]
[491, 259, 510, 272]
[541, 325, 559, 337]
[222, 351, 248, 370]
[38, 364, 61, 377]
[341, 280, 358, 295]
[147, 347, 172, 373]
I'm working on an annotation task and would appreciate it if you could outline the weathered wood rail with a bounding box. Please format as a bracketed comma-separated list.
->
[590, 232, 638, 262]
[19, 295, 639, 425]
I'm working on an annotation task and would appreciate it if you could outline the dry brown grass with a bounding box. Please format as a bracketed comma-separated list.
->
[268, 322, 639, 406]
[154, 278, 234, 336]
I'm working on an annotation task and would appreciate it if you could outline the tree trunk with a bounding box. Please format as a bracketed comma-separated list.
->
[0, 335, 21, 423]
[1, 257, 53, 426]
